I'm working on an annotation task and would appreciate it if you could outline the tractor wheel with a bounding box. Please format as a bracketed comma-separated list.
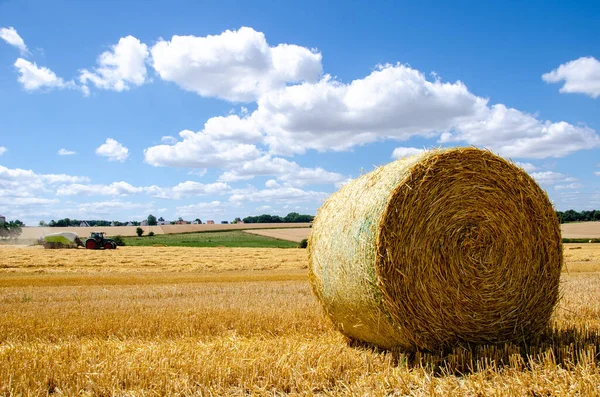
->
[86, 239, 96, 250]
[104, 242, 113, 250]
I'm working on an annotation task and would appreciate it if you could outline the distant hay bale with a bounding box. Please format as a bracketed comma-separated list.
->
[308, 147, 562, 351]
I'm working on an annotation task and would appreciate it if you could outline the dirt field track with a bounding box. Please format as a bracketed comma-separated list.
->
[249, 221, 600, 242]
[562, 221, 600, 238]
[243, 228, 311, 242]
[1, 244, 600, 395]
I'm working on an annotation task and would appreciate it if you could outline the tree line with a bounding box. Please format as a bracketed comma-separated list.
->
[242, 212, 314, 224]
[41, 219, 142, 227]
[557, 210, 600, 223]
[41, 212, 315, 227]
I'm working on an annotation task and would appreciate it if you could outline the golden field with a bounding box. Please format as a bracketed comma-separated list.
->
[1, 244, 600, 396]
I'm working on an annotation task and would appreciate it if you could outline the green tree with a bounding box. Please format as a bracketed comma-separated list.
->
[7, 220, 23, 239]
[194, 218, 202, 224]
[0, 223, 8, 239]
[147, 214, 157, 226]
[136, 227, 144, 237]
[284, 212, 300, 223]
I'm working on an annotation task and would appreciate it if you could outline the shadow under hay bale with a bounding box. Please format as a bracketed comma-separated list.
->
[382, 327, 600, 376]
[308, 147, 562, 352]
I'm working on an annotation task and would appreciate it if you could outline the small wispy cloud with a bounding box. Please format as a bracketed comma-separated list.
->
[58, 148, 76, 156]
[0, 26, 29, 55]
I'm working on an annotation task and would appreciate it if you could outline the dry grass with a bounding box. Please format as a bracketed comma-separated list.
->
[0, 244, 600, 395]
[0, 246, 307, 274]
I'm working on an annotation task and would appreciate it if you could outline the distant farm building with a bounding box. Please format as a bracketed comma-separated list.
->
[158, 220, 167, 225]
[207, 220, 215, 224]
[80, 221, 90, 227]
[175, 220, 186, 225]
[0, 214, 6, 224]
[140, 220, 149, 226]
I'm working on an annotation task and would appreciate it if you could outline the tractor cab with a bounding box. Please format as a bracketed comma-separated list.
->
[85, 232, 116, 250]
[90, 232, 105, 241]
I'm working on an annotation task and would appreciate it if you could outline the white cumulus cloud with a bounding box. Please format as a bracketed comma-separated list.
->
[0, 147, 6, 156]
[57, 148, 76, 156]
[555, 183, 583, 190]
[0, 165, 89, 185]
[80, 35, 149, 92]
[440, 104, 600, 158]
[0, 26, 28, 55]
[391, 147, 425, 159]
[161, 135, 178, 144]
[96, 138, 129, 162]
[56, 180, 230, 200]
[151, 26, 322, 102]
[14, 58, 72, 91]
[265, 179, 280, 188]
[218, 155, 346, 186]
[144, 128, 261, 168]
[542, 56, 600, 98]
[0, 165, 89, 215]
[515, 162, 537, 173]
[254, 64, 483, 155]
[531, 171, 576, 185]
[57, 181, 144, 196]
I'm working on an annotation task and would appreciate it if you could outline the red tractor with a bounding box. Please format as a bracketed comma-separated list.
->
[85, 232, 117, 250]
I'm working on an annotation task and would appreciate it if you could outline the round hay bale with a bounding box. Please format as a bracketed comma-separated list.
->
[308, 147, 562, 351]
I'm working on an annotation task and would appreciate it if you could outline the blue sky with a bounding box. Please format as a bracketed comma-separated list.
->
[1, 0, 599, 224]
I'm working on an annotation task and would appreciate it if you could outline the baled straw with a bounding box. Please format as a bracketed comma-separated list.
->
[308, 147, 562, 351]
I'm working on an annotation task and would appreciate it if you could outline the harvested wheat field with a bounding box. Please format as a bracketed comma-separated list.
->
[1, 244, 600, 395]
[243, 227, 311, 242]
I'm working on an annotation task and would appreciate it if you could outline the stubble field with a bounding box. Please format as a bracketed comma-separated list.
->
[1, 244, 600, 395]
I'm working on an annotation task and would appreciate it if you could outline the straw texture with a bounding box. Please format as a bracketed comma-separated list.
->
[308, 147, 562, 351]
